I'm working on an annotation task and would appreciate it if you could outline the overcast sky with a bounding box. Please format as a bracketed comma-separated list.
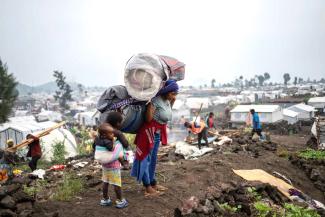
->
[0, 0, 324, 87]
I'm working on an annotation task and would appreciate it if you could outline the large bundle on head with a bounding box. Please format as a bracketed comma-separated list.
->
[97, 53, 185, 134]
[124, 53, 185, 101]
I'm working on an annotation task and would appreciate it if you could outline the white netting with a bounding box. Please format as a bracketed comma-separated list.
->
[124, 53, 169, 101]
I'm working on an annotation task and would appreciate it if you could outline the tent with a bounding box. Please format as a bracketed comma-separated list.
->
[74, 110, 99, 126]
[308, 97, 325, 113]
[0, 117, 78, 161]
[230, 105, 283, 125]
[36, 109, 62, 122]
[38, 128, 78, 161]
[287, 103, 316, 120]
[283, 109, 299, 124]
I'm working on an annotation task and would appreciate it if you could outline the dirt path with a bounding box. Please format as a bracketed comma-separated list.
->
[32, 135, 324, 217]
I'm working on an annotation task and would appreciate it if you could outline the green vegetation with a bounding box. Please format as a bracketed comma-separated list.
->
[249, 187, 320, 217]
[219, 202, 241, 213]
[276, 147, 289, 159]
[254, 201, 273, 217]
[283, 203, 320, 217]
[23, 179, 48, 197]
[51, 140, 67, 164]
[247, 187, 262, 201]
[298, 149, 325, 160]
[0, 58, 18, 124]
[53, 174, 84, 201]
[124, 133, 136, 149]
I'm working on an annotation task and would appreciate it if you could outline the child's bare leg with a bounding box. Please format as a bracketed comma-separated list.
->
[114, 185, 122, 200]
[103, 182, 109, 199]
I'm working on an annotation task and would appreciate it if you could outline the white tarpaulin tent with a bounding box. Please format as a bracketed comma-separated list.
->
[38, 128, 78, 161]
[0, 116, 78, 161]
[308, 97, 325, 111]
[36, 109, 62, 122]
[287, 103, 315, 120]
[230, 105, 283, 124]
[283, 109, 299, 124]
[74, 110, 99, 126]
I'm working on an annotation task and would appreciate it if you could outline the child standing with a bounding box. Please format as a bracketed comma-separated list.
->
[95, 123, 128, 208]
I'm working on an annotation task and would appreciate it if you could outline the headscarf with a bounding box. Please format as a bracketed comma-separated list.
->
[156, 80, 179, 96]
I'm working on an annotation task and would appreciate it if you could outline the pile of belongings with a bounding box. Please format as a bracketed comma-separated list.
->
[97, 53, 185, 134]
[175, 141, 214, 160]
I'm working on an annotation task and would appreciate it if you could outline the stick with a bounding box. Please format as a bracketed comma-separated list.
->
[193, 103, 203, 124]
[6, 121, 66, 152]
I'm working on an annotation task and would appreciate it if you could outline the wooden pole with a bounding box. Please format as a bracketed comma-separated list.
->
[6, 121, 66, 152]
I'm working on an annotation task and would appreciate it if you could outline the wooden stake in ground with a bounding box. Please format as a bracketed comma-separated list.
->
[6, 121, 66, 152]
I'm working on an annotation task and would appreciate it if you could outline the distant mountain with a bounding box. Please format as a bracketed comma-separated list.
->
[16, 82, 101, 96]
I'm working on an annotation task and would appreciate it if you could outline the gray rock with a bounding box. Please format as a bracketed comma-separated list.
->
[202, 199, 214, 215]
[16, 202, 33, 214]
[0, 195, 16, 209]
[11, 191, 34, 203]
[3, 184, 20, 195]
[0, 188, 6, 200]
[310, 169, 320, 181]
[18, 210, 33, 217]
[0, 209, 17, 217]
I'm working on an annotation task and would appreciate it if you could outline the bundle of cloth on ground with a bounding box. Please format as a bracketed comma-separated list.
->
[175, 141, 214, 160]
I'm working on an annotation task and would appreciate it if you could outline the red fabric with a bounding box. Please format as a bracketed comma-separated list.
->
[134, 120, 167, 161]
[27, 138, 42, 157]
[208, 117, 214, 128]
[159, 55, 185, 81]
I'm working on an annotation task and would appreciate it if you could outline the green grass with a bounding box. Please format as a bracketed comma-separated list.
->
[53, 174, 84, 201]
[254, 201, 273, 217]
[219, 202, 240, 213]
[298, 149, 325, 160]
[247, 187, 262, 201]
[23, 179, 48, 197]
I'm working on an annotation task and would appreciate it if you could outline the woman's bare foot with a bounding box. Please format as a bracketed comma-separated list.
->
[152, 184, 168, 191]
[144, 186, 163, 197]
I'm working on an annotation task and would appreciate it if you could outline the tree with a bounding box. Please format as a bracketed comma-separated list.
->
[283, 73, 291, 85]
[53, 71, 73, 109]
[293, 77, 297, 86]
[257, 75, 265, 86]
[77, 83, 84, 96]
[204, 84, 207, 88]
[298, 77, 303, 84]
[263, 72, 270, 83]
[239, 76, 244, 89]
[320, 78, 325, 83]
[0, 59, 18, 123]
[211, 79, 216, 88]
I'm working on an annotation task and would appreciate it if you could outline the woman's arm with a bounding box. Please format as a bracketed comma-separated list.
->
[145, 102, 155, 123]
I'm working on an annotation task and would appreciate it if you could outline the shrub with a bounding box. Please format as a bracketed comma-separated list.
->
[53, 174, 84, 201]
[51, 139, 67, 164]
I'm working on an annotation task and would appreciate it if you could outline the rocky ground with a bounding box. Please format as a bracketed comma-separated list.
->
[1, 131, 324, 217]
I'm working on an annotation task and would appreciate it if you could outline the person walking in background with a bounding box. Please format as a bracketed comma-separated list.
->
[206, 112, 216, 129]
[250, 109, 264, 140]
[26, 134, 42, 171]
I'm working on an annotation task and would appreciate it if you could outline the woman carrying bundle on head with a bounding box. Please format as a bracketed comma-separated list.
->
[131, 80, 179, 197]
